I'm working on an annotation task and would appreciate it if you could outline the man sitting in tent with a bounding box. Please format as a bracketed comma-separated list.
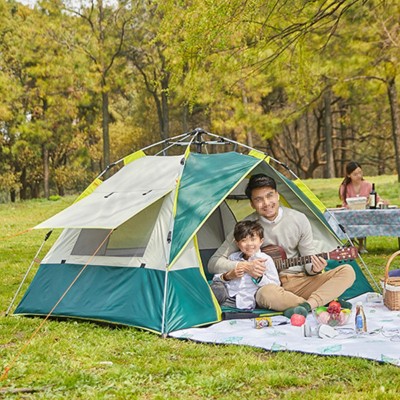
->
[208, 174, 355, 317]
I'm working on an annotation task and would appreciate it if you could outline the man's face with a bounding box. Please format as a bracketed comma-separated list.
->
[250, 186, 280, 221]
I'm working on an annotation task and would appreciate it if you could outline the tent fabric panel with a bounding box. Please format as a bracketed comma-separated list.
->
[34, 190, 170, 230]
[123, 149, 146, 165]
[165, 268, 221, 333]
[42, 228, 81, 264]
[44, 194, 172, 270]
[91, 155, 182, 194]
[170, 152, 260, 262]
[74, 178, 103, 203]
[325, 260, 374, 299]
[14, 263, 166, 333]
[168, 237, 201, 271]
[141, 191, 174, 270]
[34, 156, 183, 229]
[196, 202, 237, 250]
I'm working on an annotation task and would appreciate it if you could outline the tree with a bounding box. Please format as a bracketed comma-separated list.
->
[64, 0, 135, 170]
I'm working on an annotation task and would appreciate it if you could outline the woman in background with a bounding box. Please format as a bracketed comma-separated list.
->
[339, 161, 379, 207]
[339, 161, 380, 254]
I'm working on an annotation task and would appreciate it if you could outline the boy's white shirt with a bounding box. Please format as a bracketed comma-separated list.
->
[213, 251, 280, 310]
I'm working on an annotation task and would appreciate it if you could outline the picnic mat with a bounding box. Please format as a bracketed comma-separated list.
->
[169, 293, 400, 366]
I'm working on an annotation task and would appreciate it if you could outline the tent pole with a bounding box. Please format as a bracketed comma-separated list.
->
[154, 133, 194, 156]
[324, 211, 382, 293]
[160, 265, 170, 338]
[5, 230, 53, 316]
[98, 132, 195, 178]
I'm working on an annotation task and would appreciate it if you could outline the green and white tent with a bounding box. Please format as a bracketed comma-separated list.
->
[13, 130, 373, 334]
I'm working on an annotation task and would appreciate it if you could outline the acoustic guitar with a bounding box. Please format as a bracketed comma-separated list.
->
[261, 244, 358, 272]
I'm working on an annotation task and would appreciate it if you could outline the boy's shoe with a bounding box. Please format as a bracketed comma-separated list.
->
[337, 298, 353, 310]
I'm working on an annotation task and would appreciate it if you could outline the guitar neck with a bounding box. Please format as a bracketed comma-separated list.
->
[274, 252, 328, 271]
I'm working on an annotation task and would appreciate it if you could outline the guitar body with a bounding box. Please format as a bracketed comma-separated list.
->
[261, 244, 287, 262]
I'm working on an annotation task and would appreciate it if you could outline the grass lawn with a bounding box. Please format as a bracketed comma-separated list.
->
[1, 177, 400, 399]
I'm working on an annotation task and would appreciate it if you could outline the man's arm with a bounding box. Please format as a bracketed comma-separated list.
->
[296, 213, 327, 274]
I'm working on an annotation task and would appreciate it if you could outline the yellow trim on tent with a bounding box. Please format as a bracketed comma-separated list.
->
[294, 179, 327, 213]
[171, 149, 191, 217]
[249, 149, 270, 163]
[278, 195, 291, 208]
[74, 178, 103, 203]
[123, 150, 146, 166]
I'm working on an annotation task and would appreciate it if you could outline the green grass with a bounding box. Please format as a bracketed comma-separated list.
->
[1, 179, 400, 399]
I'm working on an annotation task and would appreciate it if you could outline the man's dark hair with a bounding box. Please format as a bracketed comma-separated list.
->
[233, 220, 264, 242]
[245, 174, 277, 199]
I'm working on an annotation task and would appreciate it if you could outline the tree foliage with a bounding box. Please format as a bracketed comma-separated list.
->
[0, 0, 399, 201]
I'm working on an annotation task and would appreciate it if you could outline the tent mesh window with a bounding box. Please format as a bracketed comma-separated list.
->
[71, 198, 164, 257]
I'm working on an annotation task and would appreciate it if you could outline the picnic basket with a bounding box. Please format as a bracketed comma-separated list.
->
[381, 250, 400, 311]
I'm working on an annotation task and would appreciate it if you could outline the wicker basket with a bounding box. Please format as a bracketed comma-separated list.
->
[381, 250, 400, 311]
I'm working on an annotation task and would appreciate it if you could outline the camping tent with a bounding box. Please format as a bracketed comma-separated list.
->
[13, 129, 373, 334]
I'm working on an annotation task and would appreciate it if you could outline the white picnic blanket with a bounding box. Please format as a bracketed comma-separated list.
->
[169, 293, 400, 366]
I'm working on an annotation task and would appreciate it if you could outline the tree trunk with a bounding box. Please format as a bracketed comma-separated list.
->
[247, 131, 254, 148]
[242, 91, 254, 148]
[102, 88, 110, 172]
[161, 72, 170, 140]
[10, 189, 16, 203]
[20, 167, 27, 200]
[338, 99, 348, 178]
[387, 77, 400, 182]
[323, 87, 335, 178]
[43, 145, 49, 199]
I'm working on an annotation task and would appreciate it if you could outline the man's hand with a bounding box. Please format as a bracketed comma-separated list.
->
[310, 255, 327, 273]
[242, 258, 266, 278]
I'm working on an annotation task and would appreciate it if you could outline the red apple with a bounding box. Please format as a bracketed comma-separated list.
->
[327, 300, 341, 315]
[290, 313, 306, 326]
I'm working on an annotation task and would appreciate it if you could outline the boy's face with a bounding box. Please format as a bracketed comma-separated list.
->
[236, 234, 263, 259]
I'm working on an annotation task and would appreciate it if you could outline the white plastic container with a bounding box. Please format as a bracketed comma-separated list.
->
[347, 196, 367, 210]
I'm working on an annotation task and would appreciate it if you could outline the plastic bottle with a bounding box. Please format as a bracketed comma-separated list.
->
[369, 183, 377, 209]
[355, 302, 367, 334]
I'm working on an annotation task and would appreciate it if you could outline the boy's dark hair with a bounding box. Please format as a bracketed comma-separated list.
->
[233, 220, 264, 242]
[245, 174, 277, 199]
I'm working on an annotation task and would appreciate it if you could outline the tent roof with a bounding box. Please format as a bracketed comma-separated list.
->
[169, 152, 262, 263]
[34, 156, 184, 229]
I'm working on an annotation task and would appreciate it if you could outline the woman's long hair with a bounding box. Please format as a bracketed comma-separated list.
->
[339, 161, 362, 201]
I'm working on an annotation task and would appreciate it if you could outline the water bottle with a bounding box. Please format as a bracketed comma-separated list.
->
[355, 302, 367, 334]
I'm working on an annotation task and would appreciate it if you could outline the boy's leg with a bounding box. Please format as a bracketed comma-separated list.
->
[210, 281, 229, 305]
[255, 284, 307, 311]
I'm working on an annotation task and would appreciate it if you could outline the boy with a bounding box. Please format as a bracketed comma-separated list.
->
[210, 220, 280, 310]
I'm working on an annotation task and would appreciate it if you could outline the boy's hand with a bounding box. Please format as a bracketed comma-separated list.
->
[227, 263, 246, 279]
